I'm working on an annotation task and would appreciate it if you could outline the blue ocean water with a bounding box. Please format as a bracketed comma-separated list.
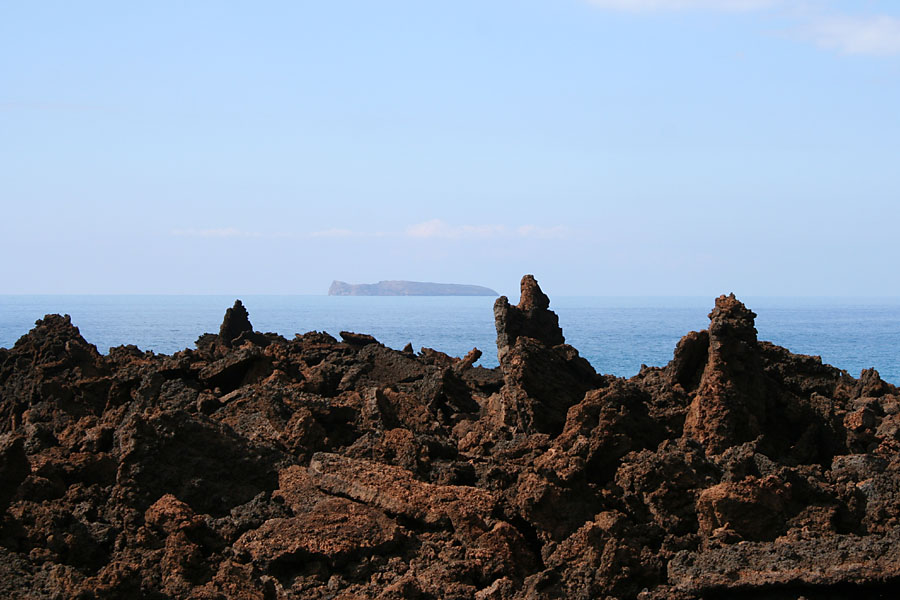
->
[1, 295, 899, 384]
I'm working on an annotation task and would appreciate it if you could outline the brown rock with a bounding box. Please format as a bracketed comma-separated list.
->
[614, 438, 718, 535]
[683, 294, 767, 454]
[144, 494, 199, 535]
[541, 381, 665, 486]
[2, 276, 900, 599]
[668, 528, 900, 593]
[542, 511, 662, 599]
[491, 275, 597, 434]
[455, 347, 482, 372]
[309, 452, 496, 539]
[198, 345, 270, 391]
[233, 496, 401, 566]
[340, 331, 381, 347]
[493, 274, 564, 362]
[696, 475, 792, 542]
[665, 330, 709, 390]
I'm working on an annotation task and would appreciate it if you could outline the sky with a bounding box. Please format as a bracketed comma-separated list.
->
[2, 0, 899, 297]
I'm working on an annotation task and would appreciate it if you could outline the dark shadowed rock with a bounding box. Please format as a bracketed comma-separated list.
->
[856, 367, 891, 398]
[114, 409, 280, 516]
[491, 274, 597, 434]
[218, 299, 253, 347]
[339, 331, 381, 347]
[668, 528, 900, 593]
[666, 330, 709, 391]
[494, 274, 564, 363]
[0, 435, 29, 513]
[0, 314, 109, 434]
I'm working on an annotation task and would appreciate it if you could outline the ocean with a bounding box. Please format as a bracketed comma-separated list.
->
[1, 295, 899, 384]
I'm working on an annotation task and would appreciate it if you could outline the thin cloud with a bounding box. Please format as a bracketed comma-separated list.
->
[516, 225, 569, 239]
[804, 15, 900, 56]
[406, 219, 505, 239]
[171, 223, 571, 241]
[586, 0, 780, 12]
[585, 0, 900, 57]
[170, 227, 388, 240]
[170, 227, 261, 238]
[406, 219, 569, 240]
[304, 228, 395, 239]
[308, 228, 356, 238]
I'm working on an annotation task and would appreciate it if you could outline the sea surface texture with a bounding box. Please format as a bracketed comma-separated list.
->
[1, 295, 899, 384]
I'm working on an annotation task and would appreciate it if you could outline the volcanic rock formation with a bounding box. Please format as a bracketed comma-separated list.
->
[1, 276, 899, 599]
[492, 275, 597, 435]
[683, 293, 767, 454]
[219, 299, 253, 347]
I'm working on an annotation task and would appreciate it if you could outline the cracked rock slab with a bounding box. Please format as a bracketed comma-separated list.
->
[309, 452, 496, 538]
[233, 496, 400, 566]
[668, 528, 900, 592]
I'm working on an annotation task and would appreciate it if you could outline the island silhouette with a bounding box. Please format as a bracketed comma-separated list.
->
[329, 280, 498, 296]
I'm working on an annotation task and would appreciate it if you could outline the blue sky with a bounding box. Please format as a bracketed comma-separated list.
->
[2, 0, 899, 296]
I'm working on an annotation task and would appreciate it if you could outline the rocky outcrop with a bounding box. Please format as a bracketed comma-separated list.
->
[683, 294, 767, 454]
[209, 299, 283, 351]
[492, 275, 598, 434]
[494, 274, 564, 359]
[1, 279, 899, 599]
[218, 299, 252, 347]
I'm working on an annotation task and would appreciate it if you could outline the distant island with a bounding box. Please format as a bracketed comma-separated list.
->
[329, 280, 498, 296]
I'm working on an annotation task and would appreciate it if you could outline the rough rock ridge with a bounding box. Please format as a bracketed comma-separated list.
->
[491, 275, 598, 434]
[1, 276, 899, 599]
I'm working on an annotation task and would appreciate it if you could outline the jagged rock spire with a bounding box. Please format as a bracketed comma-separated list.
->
[218, 300, 253, 348]
[518, 274, 551, 311]
[490, 275, 596, 435]
[494, 274, 565, 365]
[683, 293, 766, 454]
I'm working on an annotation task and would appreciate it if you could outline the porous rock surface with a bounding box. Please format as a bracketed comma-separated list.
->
[1, 276, 899, 599]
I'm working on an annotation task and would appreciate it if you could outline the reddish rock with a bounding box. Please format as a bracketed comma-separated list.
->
[683, 294, 767, 454]
[492, 275, 597, 434]
[309, 452, 496, 539]
[539, 381, 664, 486]
[1, 280, 899, 599]
[696, 475, 793, 542]
[233, 496, 401, 566]
[455, 347, 482, 372]
[494, 274, 564, 360]
[144, 494, 200, 535]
